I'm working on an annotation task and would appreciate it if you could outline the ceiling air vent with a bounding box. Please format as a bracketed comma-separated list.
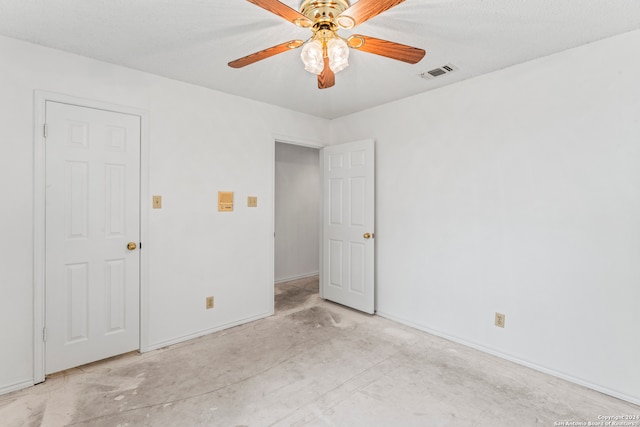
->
[421, 63, 458, 79]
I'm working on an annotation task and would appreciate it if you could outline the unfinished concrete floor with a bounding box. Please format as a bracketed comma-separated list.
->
[1, 276, 638, 426]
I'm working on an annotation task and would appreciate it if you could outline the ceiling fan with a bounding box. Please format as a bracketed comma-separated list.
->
[228, 0, 426, 89]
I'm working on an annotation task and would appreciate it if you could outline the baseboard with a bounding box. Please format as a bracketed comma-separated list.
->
[376, 310, 640, 407]
[143, 311, 273, 352]
[0, 380, 34, 396]
[275, 272, 319, 284]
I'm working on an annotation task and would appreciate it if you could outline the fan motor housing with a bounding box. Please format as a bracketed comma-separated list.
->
[299, 0, 350, 22]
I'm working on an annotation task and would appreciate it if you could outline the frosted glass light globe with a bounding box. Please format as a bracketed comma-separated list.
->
[327, 38, 349, 73]
[300, 40, 324, 75]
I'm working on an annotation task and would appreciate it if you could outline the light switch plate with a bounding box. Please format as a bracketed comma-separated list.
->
[247, 196, 258, 207]
[152, 195, 162, 209]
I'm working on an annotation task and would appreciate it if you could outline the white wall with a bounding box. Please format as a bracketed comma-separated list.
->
[274, 143, 320, 283]
[0, 35, 330, 394]
[330, 30, 640, 404]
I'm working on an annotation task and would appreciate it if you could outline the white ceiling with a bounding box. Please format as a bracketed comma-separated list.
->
[0, 0, 639, 119]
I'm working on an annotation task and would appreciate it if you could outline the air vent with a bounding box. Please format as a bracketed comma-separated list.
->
[420, 63, 458, 79]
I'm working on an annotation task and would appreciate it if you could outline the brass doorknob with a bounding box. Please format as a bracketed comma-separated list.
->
[363, 233, 371, 239]
[127, 242, 137, 251]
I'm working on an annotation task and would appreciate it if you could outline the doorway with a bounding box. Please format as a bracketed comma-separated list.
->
[274, 142, 320, 286]
[273, 138, 376, 315]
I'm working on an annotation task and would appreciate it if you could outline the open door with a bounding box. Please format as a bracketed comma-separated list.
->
[321, 140, 375, 313]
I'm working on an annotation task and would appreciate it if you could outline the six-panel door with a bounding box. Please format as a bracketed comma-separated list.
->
[45, 101, 141, 374]
[322, 140, 375, 314]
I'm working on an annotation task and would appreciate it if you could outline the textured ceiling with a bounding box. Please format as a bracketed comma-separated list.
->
[0, 0, 639, 119]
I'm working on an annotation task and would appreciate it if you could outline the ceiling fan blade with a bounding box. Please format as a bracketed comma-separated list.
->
[246, 0, 313, 28]
[336, 0, 405, 28]
[318, 57, 335, 89]
[348, 35, 425, 64]
[228, 40, 304, 68]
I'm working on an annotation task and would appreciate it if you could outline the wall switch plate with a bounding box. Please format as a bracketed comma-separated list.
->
[152, 195, 162, 209]
[247, 196, 258, 207]
[495, 312, 505, 328]
[206, 296, 214, 310]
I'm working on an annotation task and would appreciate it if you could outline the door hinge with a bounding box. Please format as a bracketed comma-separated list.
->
[42, 328, 47, 342]
[43, 123, 48, 138]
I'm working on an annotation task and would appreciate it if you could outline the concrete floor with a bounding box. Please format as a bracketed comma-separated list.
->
[1, 276, 638, 426]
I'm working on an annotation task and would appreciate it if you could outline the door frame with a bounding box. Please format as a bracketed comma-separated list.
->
[33, 91, 150, 383]
[272, 134, 324, 304]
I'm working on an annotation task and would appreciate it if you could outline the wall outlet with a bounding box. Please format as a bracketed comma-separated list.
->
[206, 296, 214, 310]
[495, 312, 505, 328]
[247, 196, 258, 207]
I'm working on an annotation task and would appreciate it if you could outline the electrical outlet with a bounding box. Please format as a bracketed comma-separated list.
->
[206, 296, 214, 310]
[152, 195, 162, 209]
[495, 312, 505, 328]
[247, 196, 258, 207]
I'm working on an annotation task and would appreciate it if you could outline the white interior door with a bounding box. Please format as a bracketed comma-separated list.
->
[45, 101, 141, 374]
[321, 140, 375, 313]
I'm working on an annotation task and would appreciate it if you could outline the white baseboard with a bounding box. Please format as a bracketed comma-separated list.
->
[275, 272, 319, 284]
[143, 311, 273, 352]
[0, 380, 34, 396]
[376, 310, 640, 407]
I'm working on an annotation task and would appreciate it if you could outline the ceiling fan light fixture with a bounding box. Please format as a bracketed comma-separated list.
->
[300, 39, 324, 74]
[327, 38, 349, 73]
[231, 0, 425, 89]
